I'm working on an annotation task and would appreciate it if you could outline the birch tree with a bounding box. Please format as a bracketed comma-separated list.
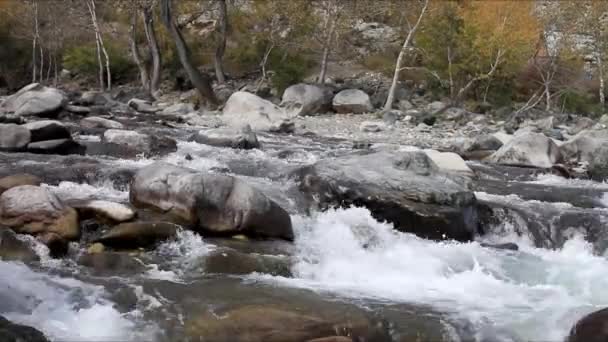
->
[384, 0, 428, 111]
[316, 0, 343, 85]
[86, 0, 111, 90]
[214, 0, 228, 84]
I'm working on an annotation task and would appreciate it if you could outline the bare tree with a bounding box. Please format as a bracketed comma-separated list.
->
[317, 0, 342, 85]
[142, 1, 162, 92]
[214, 0, 228, 84]
[31, 0, 39, 83]
[384, 0, 429, 111]
[86, 0, 111, 90]
[160, 0, 218, 106]
[129, 6, 150, 91]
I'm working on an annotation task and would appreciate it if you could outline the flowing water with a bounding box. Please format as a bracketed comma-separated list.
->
[1, 128, 607, 341]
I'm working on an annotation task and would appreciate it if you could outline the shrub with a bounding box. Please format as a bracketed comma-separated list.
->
[63, 42, 136, 84]
[560, 89, 603, 117]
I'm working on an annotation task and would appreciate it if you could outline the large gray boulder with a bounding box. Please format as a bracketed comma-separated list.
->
[489, 131, 562, 168]
[567, 308, 608, 342]
[159, 102, 195, 117]
[296, 150, 479, 241]
[130, 162, 293, 240]
[0, 124, 31, 151]
[280, 83, 332, 116]
[0, 83, 66, 117]
[0, 185, 79, 240]
[222, 91, 295, 131]
[561, 129, 608, 163]
[332, 89, 373, 114]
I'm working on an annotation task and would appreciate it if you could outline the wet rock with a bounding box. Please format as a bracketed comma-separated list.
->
[332, 89, 373, 114]
[308, 337, 352, 342]
[190, 125, 260, 150]
[77, 90, 109, 106]
[102, 129, 177, 156]
[422, 115, 436, 126]
[80, 116, 124, 130]
[26, 138, 84, 155]
[0, 113, 25, 124]
[203, 247, 292, 277]
[36, 232, 68, 257]
[127, 98, 159, 113]
[87, 242, 105, 254]
[0, 315, 49, 342]
[0, 124, 31, 151]
[0, 83, 66, 117]
[489, 131, 562, 168]
[360, 121, 386, 132]
[185, 305, 386, 342]
[0, 185, 80, 240]
[382, 109, 402, 125]
[0, 228, 39, 262]
[130, 162, 294, 240]
[65, 104, 91, 114]
[159, 102, 195, 117]
[296, 150, 479, 241]
[281, 83, 333, 116]
[587, 144, 608, 181]
[0, 174, 42, 195]
[78, 251, 146, 276]
[222, 91, 296, 132]
[567, 308, 608, 342]
[470, 135, 503, 152]
[94, 221, 180, 249]
[72, 200, 135, 223]
[269, 119, 296, 133]
[568, 117, 596, 135]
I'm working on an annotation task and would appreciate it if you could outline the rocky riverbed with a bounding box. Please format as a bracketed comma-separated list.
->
[1, 83, 608, 341]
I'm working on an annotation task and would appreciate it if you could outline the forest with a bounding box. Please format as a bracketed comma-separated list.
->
[1, 0, 607, 115]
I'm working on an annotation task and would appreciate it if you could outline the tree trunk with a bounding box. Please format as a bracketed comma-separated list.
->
[598, 54, 605, 108]
[31, 0, 38, 83]
[318, 3, 337, 85]
[214, 0, 227, 84]
[544, 77, 551, 112]
[160, 0, 218, 107]
[143, 5, 162, 92]
[384, 0, 428, 111]
[129, 12, 150, 91]
[39, 42, 44, 84]
[87, 0, 111, 90]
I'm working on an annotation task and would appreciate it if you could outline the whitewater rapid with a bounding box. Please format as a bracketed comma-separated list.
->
[252, 207, 608, 341]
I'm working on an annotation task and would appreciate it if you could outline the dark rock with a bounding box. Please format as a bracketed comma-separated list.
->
[130, 162, 294, 240]
[0, 315, 49, 342]
[94, 221, 180, 249]
[479, 242, 519, 251]
[567, 308, 608, 342]
[78, 252, 147, 276]
[0, 228, 39, 262]
[203, 247, 292, 277]
[0, 114, 25, 124]
[22, 120, 71, 142]
[422, 115, 436, 126]
[296, 150, 479, 241]
[27, 139, 85, 155]
[36, 232, 69, 257]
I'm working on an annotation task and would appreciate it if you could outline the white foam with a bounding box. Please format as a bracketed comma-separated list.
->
[526, 174, 608, 189]
[43, 181, 129, 203]
[0, 261, 156, 341]
[251, 207, 608, 341]
[153, 229, 214, 280]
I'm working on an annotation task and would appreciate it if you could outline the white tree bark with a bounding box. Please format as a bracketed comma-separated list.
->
[142, 3, 162, 92]
[31, 0, 39, 83]
[384, 0, 429, 111]
[318, 1, 339, 85]
[598, 53, 605, 107]
[87, 0, 111, 90]
[129, 10, 150, 91]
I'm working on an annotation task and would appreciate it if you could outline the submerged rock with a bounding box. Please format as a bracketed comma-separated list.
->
[296, 150, 479, 241]
[0, 83, 66, 117]
[0, 315, 49, 342]
[72, 200, 135, 223]
[0, 185, 79, 240]
[0, 228, 39, 262]
[127, 98, 159, 113]
[130, 162, 294, 240]
[567, 308, 608, 342]
[78, 251, 147, 276]
[102, 129, 177, 156]
[332, 89, 373, 114]
[26, 138, 84, 155]
[94, 221, 180, 249]
[80, 116, 124, 130]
